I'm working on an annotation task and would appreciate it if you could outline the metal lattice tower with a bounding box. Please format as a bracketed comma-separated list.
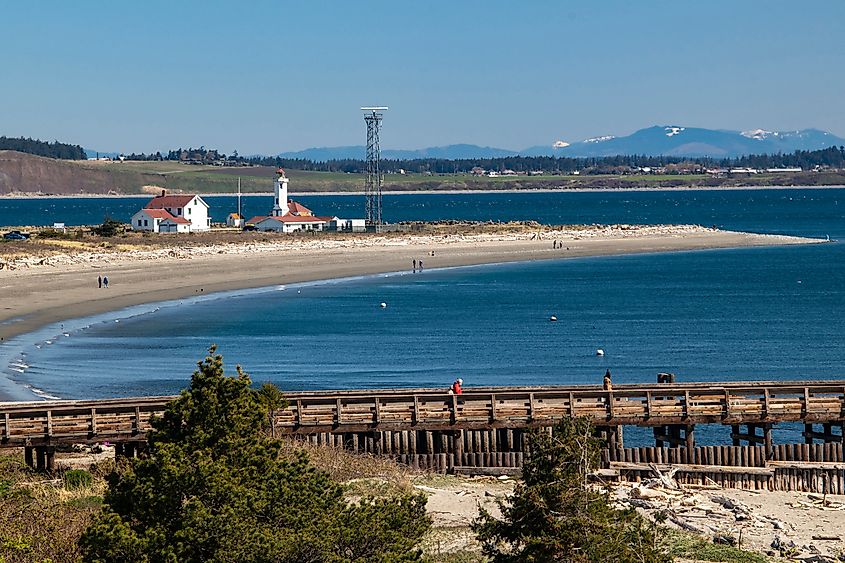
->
[361, 107, 388, 226]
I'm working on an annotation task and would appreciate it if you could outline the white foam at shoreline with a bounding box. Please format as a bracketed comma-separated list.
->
[0, 270, 419, 401]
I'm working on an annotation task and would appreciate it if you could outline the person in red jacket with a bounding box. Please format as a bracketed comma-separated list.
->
[450, 378, 463, 395]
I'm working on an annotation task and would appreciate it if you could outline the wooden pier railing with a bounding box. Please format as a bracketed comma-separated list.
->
[2, 380, 845, 446]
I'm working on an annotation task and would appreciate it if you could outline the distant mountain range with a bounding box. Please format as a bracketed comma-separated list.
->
[276, 143, 519, 161]
[274, 126, 845, 161]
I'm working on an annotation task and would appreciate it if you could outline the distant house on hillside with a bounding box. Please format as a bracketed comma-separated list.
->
[131, 192, 210, 233]
[179, 149, 219, 164]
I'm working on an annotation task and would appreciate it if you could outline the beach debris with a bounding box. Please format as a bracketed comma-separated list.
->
[613, 476, 797, 546]
[713, 534, 737, 546]
[0, 225, 757, 272]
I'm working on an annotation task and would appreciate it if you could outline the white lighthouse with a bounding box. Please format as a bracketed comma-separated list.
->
[272, 168, 289, 216]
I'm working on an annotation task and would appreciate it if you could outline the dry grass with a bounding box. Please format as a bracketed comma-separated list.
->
[279, 439, 420, 497]
[0, 220, 559, 260]
[0, 452, 106, 563]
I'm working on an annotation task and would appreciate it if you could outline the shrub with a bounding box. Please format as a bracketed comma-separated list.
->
[80, 346, 431, 562]
[91, 217, 124, 237]
[473, 417, 668, 563]
[64, 469, 93, 490]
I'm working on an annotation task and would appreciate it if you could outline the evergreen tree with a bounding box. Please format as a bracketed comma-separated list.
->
[472, 417, 668, 563]
[80, 347, 430, 562]
[91, 217, 124, 237]
[0, 136, 87, 159]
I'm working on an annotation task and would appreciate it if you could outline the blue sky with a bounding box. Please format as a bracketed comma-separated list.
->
[2, 1, 843, 154]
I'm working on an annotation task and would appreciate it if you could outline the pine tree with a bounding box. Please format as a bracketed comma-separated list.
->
[80, 347, 430, 562]
[472, 417, 669, 563]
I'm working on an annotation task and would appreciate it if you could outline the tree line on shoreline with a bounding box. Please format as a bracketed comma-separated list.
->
[5, 133, 845, 176]
[89, 145, 845, 175]
[245, 146, 845, 175]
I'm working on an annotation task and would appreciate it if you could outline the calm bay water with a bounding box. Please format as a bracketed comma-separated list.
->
[0, 188, 841, 238]
[1, 188, 844, 407]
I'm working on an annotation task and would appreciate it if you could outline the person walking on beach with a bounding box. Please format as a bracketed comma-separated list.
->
[97, 275, 102, 289]
[419, 260, 423, 271]
[413, 259, 417, 272]
[553, 240, 557, 249]
[103, 275, 109, 289]
[603, 369, 613, 392]
[450, 378, 463, 395]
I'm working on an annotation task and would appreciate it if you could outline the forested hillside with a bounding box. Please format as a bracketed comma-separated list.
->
[0, 136, 87, 160]
[245, 146, 845, 174]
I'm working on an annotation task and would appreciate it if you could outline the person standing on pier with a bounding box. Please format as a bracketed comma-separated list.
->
[450, 378, 463, 395]
[603, 369, 612, 392]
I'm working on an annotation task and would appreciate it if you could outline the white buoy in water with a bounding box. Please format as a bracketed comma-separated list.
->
[380, 302, 387, 308]
[596, 349, 605, 356]
[549, 315, 558, 322]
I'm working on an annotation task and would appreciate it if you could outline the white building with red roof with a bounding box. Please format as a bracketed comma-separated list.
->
[131, 192, 210, 233]
[246, 169, 365, 233]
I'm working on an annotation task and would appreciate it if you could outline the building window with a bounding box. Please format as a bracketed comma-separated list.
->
[144, 219, 148, 227]
[137, 219, 142, 226]
[187, 207, 191, 215]
[177, 208, 182, 215]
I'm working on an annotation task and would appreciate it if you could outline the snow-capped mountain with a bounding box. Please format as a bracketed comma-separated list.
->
[274, 126, 844, 161]
[521, 126, 845, 158]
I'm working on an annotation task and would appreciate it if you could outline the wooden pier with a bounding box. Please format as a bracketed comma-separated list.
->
[2, 379, 845, 492]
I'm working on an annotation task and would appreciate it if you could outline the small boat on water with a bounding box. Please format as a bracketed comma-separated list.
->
[596, 349, 605, 356]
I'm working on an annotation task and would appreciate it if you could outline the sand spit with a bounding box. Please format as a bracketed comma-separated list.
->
[0, 224, 821, 342]
[0, 224, 810, 272]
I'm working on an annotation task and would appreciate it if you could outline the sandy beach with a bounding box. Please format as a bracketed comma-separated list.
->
[0, 225, 820, 344]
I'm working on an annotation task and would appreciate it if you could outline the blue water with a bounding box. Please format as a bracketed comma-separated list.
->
[1, 188, 844, 406]
[0, 188, 842, 237]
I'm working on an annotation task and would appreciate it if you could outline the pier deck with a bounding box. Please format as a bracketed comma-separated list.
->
[2, 380, 844, 445]
[3, 380, 845, 492]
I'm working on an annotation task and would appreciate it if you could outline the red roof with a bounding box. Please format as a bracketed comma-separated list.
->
[251, 214, 335, 224]
[145, 195, 198, 209]
[140, 208, 191, 224]
[162, 215, 191, 225]
[287, 201, 312, 215]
